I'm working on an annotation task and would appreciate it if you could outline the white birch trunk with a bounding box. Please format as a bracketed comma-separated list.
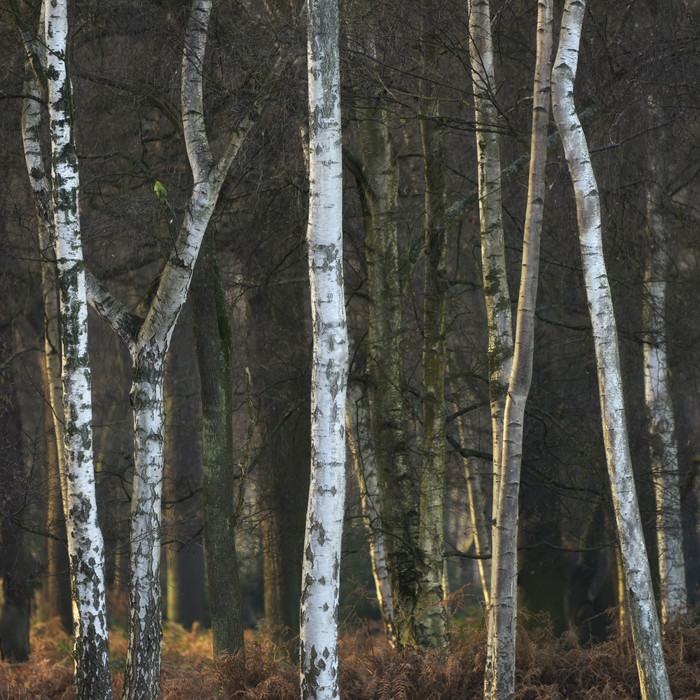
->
[299, 0, 347, 694]
[43, 1, 112, 696]
[486, 3, 553, 696]
[468, 0, 514, 524]
[552, 2, 671, 697]
[644, 98, 687, 627]
[79, 1, 271, 695]
[468, 0, 514, 690]
[346, 383, 396, 646]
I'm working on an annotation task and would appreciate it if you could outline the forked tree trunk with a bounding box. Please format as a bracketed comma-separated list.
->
[552, 2, 671, 697]
[644, 98, 687, 629]
[468, 0, 514, 690]
[299, 0, 348, 695]
[44, 0, 113, 695]
[81, 2, 272, 694]
[485, 2, 553, 696]
[346, 382, 396, 646]
[467, 0, 514, 524]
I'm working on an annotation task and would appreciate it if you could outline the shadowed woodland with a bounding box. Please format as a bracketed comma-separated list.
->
[1, 0, 699, 697]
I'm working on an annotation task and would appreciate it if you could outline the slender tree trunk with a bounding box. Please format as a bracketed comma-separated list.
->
[21, 62, 74, 634]
[355, 61, 419, 647]
[44, 0, 113, 695]
[299, 0, 348, 695]
[0, 327, 32, 663]
[468, 0, 514, 690]
[486, 3, 553, 696]
[644, 97, 687, 629]
[552, 2, 671, 697]
[346, 382, 396, 645]
[163, 314, 206, 630]
[453, 403, 491, 603]
[415, 7, 448, 646]
[468, 0, 514, 525]
[192, 235, 245, 656]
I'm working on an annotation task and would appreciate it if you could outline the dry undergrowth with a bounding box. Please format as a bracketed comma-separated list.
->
[2, 615, 700, 699]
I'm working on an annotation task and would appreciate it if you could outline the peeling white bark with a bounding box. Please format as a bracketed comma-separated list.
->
[42, 0, 113, 696]
[346, 383, 396, 646]
[299, 0, 347, 695]
[552, 2, 671, 698]
[644, 98, 687, 628]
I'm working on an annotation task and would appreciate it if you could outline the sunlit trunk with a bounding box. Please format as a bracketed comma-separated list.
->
[486, 2, 553, 696]
[552, 2, 671, 697]
[346, 382, 396, 646]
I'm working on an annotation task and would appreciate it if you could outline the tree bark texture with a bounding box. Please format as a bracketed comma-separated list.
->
[44, 0, 113, 695]
[21, 64, 73, 634]
[644, 97, 687, 628]
[346, 382, 396, 646]
[299, 0, 348, 695]
[415, 9, 448, 646]
[468, 0, 514, 524]
[468, 0, 514, 691]
[192, 235, 245, 656]
[356, 53, 419, 649]
[552, 2, 671, 698]
[486, 2, 552, 696]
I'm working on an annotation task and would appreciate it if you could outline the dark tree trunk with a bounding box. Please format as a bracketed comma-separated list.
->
[192, 236, 245, 655]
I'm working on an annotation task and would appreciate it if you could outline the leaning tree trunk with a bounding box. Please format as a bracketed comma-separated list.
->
[415, 4, 449, 646]
[643, 97, 687, 629]
[486, 2, 552, 696]
[552, 2, 671, 698]
[355, 55, 419, 647]
[346, 382, 396, 646]
[192, 234, 245, 657]
[44, 0, 113, 695]
[299, 0, 348, 695]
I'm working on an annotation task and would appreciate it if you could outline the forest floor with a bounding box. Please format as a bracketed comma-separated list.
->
[2, 609, 700, 699]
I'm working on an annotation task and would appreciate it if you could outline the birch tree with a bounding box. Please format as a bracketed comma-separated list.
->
[346, 382, 396, 645]
[552, 1, 671, 697]
[485, 2, 552, 695]
[644, 97, 687, 628]
[352, 47, 419, 646]
[42, 0, 113, 695]
[83, 0, 274, 694]
[467, 0, 514, 689]
[299, 0, 348, 694]
[415, 1, 448, 647]
[467, 0, 514, 524]
[21, 47, 72, 633]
